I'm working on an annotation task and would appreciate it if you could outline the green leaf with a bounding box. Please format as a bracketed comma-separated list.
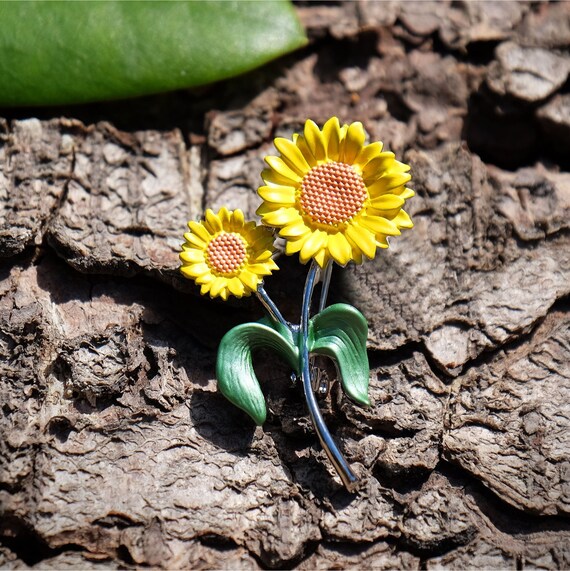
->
[0, 1, 307, 106]
[216, 322, 299, 425]
[310, 303, 370, 406]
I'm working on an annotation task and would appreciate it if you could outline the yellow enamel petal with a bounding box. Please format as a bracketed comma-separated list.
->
[179, 249, 205, 263]
[219, 288, 229, 301]
[399, 187, 415, 199]
[196, 273, 215, 286]
[382, 172, 412, 190]
[313, 248, 328, 268]
[228, 277, 245, 298]
[248, 263, 274, 276]
[261, 207, 301, 227]
[240, 270, 260, 291]
[285, 235, 307, 255]
[342, 122, 366, 164]
[274, 138, 311, 176]
[251, 249, 274, 262]
[180, 262, 210, 279]
[354, 141, 384, 168]
[303, 120, 327, 162]
[370, 194, 405, 210]
[345, 224, 377, 259]
[322, 116, 341, 162]
[188, 221, 212, 242]
[200, 282, 212, 295]
[359, 215, 401, 236]
[392, 209, 414, 229]
[258, 185, 296, 205]
[376, 235, 390, 249]
[265, 156, 302, 183]
[361, 152, 396, 181]
[230, 209, 245, 231]
[328, 232, 353, 266]
[294, 134, 318, 168]
[185, 233, 207, 249]
[279, 220, 311, 238]
[262, 167, 301, 188]
[209, 277, 228, 298]
[299, 230, 326, 264]
[204, 209, 223, 233]
[256, 202, 282, 216]
[218, 207, 231, 226]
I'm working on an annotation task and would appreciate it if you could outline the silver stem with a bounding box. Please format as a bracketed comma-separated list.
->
[318, 260, 333, 312]
[256, 285, 289, 328]
[300, 262, 358, 491]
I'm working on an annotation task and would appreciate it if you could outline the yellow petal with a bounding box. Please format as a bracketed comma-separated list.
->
[299, 230, 326, 264]
[228, 277, 245, 298]
[230, 209, 245, 231]
[240, 270, 260, 291]
[294, 134, 318, 168]
[261, 207, 301, 227]
[399, 187, 415, 200]
[303, 120, 327, 162]
[392, 209, 414, 229]
[370, 194, 405, 210]
[376, 235, 390, 249]
[181, 262, 210, 278]
[195, 272, 214, 285]
[185, 233, 207, 249]
[327, 232, 353, 266]
[218, 207, 231, 226]
[382, 172, 412, 190]
[274, 138, 311, 176]
[200, 282, 212, 296]
[256, 202, 281, 216]
[188, 221, 212, 243]
[209, 277, 227, 298]
[204, 209, 223, 233]
[258, 185, 296, 205]
[279, 219, 311, 238]
[342, 122, 366, 164]
[361, 152, 396, 181]
[262, 167, 301, 187]
[313, 248, 328, 268]
[359, 215, 401, 236]
[219, 288, 229, 301]
[354, 141, 384, 168]
[248, 263, 274, 276]
[345, 224, 377, 259]
[322, 117, 341, 162]
[251, 249, 273, 262]
[265, 156, 302, 183]
[179, 249, 205, 263]
[285, 235, 307, 255]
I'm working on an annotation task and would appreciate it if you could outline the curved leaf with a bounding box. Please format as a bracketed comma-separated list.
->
[216, 322, 298, 425]
[310, 303, 370, 406]
[0, 1, 307, 106]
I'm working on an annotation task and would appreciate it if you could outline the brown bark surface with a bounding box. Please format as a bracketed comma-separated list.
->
[1, 1, 569, 569]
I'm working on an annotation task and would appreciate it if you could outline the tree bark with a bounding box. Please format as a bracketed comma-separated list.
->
[1, 1, 569, 569]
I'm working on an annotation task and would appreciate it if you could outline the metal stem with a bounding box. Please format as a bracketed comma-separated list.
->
[300, 262, 358, 491]
[318, 260, 333, 312]
[256, 285, 289, 329]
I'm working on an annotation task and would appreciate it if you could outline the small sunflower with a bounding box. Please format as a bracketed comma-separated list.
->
[180, 208, 278, 300]
[256, 117, 414, 267]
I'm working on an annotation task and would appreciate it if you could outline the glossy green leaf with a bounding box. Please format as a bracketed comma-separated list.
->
[0, 1, 307, 106]
[216, 321, 298, 426]
[310, 303, 370, 406]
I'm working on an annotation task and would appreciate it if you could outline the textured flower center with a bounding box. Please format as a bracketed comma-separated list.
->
[206, 232, 247, 276]
[300, 162, 367, 226]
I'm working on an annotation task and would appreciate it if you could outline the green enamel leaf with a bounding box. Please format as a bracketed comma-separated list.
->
[216, 321, 299, 426]
[310, 303, 371, 406]
[0, 1, 307, 106]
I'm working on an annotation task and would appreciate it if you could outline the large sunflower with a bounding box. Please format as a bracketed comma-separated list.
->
[180, 207, 278, 300]
[256, 117, 414, 267]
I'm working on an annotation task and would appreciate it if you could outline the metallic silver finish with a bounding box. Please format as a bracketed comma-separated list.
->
[300, 262, 358, 491]
[318, 260, 333, 312]
[256, 284, 289, 328]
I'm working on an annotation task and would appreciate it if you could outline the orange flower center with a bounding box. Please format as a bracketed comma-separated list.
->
[206, 232, 247, 276]
[300, 162, 367, 226]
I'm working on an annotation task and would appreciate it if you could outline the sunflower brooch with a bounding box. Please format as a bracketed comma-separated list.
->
[180, 118, 414, 491]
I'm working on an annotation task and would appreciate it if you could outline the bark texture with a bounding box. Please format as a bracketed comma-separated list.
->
[1, 1, 570, 569]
